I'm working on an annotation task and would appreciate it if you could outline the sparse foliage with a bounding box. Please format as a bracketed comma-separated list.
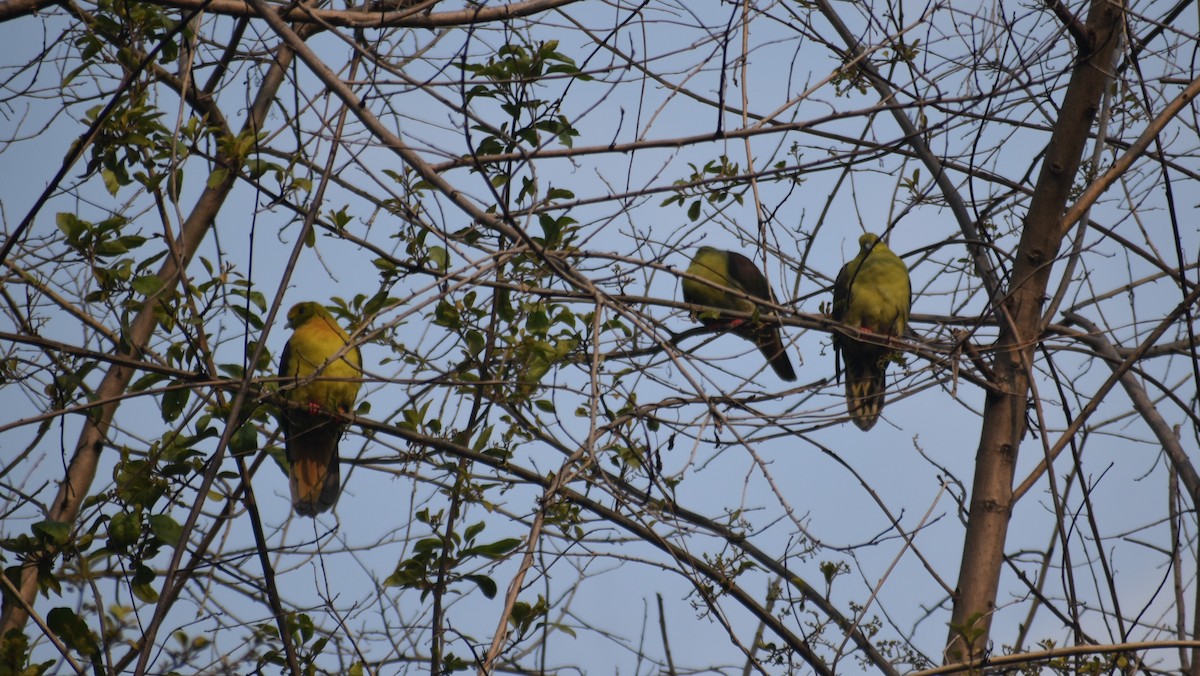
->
[1, 0, 1199, 673]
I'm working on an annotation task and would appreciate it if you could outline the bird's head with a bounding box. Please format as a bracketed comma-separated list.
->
[858, 233, 881, 251]
[287, 302, 323, 329]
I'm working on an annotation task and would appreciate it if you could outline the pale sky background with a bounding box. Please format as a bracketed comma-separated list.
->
[1, 0, 1198, 672]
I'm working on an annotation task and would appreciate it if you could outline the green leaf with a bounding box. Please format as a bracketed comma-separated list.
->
[206, 168, 228, 189]
[538, 213, 561, 246]
[102, 168, 120, 195]
[55, 212, 86, 243]
[382, 569, 411, 588]
[496, 288, 514, 322]
[161, 383, 189, 422]
[32, 520, 72, 547]
[295, 613, 315, 643]
[526, 311, 549, 334]
[229, 303, 264, 330]
[463, 537, 523, 560]
[464, 574, 498, 599]
[130, 371, 167, 393]
[433, 299, 460, 329]
[217, 363, 244, 378]
[427, 246, 449, 271]
[131, 275, 165, 297]
[245, 158, 274, 178]
[131, 563, 159, 602]
[46, 608, 99, 657]
[329, 206, 352, 228]
[465, 330, 485, 358]
[107, 511, 140, 551]
[413, 536, 444, 554]
[92, 239, 129, 257]
[149, 514, 183, 548]
[0, 629, 55, 675]
[472, 425, 494, 452]
[117, 235, 147, 250]
[547, 622, 577, 638]
[464, 521, 485, 543]
[229, 421, 258, 455]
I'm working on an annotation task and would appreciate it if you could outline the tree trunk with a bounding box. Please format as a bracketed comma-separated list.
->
[0, 38, 296, 637]
[944, 0, 1124, 663]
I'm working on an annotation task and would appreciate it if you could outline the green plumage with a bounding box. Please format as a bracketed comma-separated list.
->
[681, 246, 796, 382]
[832, 233, 911, 431]
[278, 301, 363, 516]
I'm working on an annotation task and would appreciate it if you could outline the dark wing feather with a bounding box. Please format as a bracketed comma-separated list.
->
[724, 250, 773, 301]
[725, 251, 795, 381]
[831, 262, 850, 323]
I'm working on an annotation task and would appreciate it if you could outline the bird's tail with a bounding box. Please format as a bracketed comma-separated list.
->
[285, 413, 344, 516]
[845, 358, 887, 431]
[756, 330, 797, 382]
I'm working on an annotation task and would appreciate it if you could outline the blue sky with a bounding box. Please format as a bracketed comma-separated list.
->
[1, 0, 1199, 672]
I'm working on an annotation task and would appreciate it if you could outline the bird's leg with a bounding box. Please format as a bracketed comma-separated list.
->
[306, 402, 324, 415]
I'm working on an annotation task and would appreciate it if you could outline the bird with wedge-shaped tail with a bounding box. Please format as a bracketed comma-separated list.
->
[278, 301, 363, 516]
[681, 246, 797, 382]
[831, 233, 911, 430]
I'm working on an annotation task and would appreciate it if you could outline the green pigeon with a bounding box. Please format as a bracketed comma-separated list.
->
[278, 301, 363, 516]
[681, 246, 796, 381]
[831, 233, 911, 430]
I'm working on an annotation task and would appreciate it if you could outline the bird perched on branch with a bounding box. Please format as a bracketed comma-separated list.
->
[278, 301, 362, 516]
[831, 233, 911, 431]
[681, 246, 796, 382]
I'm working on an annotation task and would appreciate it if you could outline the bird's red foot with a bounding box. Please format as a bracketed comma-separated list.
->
[307, 402, 324, 415]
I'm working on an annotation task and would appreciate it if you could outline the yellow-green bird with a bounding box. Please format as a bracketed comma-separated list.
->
[278, 301, 363, 516]
[681, 246, 796, 381]
[832, 233, 911, 431]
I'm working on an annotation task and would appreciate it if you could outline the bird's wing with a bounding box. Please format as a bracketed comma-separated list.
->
[683, 249, 732, 309]
[724, 250, 773, 303]
[278, 335, 294, 386]
[726, 251, 796, 380]
[831, 250, 858, 323]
